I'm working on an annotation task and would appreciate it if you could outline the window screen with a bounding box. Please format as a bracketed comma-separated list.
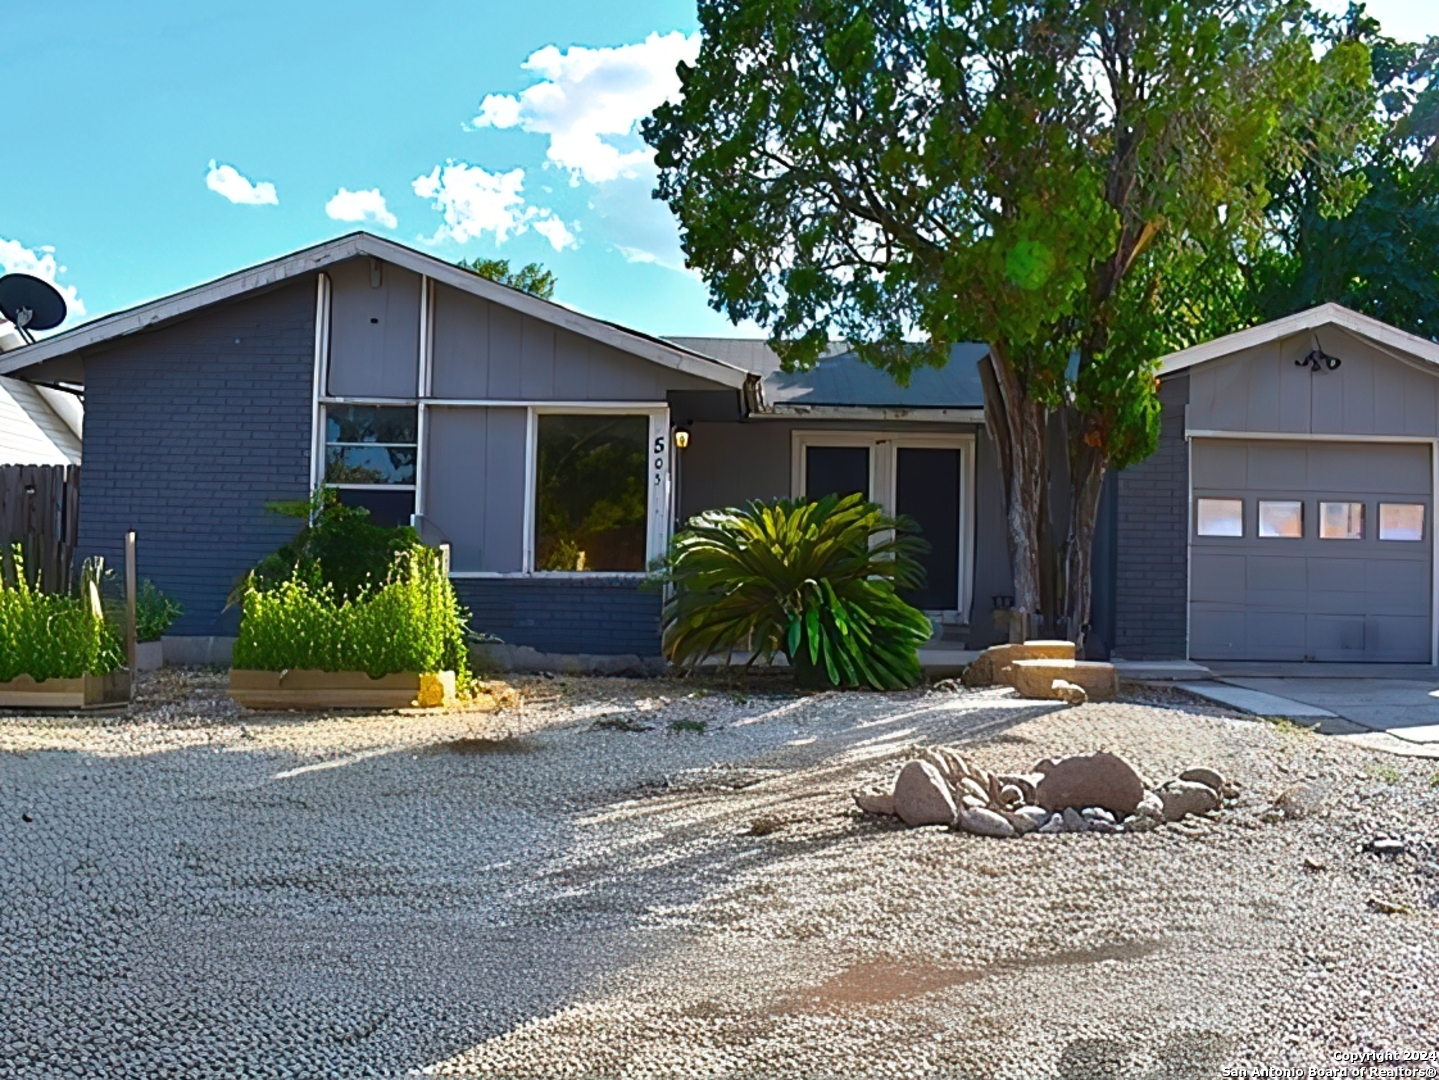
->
[1319, 501, 1364, 540]
[1196, 498, 1243, 537]
[1257, 501, 1303, 538]
[1379, 503, 1424, 542]
[535, 414, 648, 572]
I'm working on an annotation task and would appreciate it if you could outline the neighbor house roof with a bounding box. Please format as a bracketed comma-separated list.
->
[1159, 302, 1439, 376]
[0, 233, 757, 393]
[668, 338, 988, 416]
[0, 377, 81, 466]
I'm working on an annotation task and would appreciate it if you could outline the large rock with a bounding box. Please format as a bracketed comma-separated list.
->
[1010, 660, 1119, 702]
[1158, 780, 1222, 822]
[962, 640, 1076, 687]
[1178, 767, 1227, 796]
[1035, 752, 1145, 817]
[958, 806, 1015, 838]
[892, 760, 959, 827]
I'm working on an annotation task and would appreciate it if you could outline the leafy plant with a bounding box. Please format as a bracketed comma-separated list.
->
[0, 550, 124, 681]
[656, 494, 933, 691]
[135, 580, 183, 643]
[669, 718, 708, 734]
[240, 488, 419, 605]
[233, 544, 471, 682]
[457, 257, 557, 300]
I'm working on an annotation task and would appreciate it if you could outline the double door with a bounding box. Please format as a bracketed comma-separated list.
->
[794, 433, 973, 615]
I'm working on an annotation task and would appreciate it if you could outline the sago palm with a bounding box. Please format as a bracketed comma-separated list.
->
[657, 494, 933, 690]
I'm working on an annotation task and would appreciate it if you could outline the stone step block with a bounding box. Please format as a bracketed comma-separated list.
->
[1009, 659, 1118, 702]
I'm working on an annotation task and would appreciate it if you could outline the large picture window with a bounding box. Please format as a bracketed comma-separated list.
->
[324, 405, 417, 527]
[534, 414, 648, 572]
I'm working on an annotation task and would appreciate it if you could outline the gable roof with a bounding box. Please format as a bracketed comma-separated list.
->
[0, 232, 756, 393]
[668, 338, 988, 410]
[1159, 302, 1439, 376]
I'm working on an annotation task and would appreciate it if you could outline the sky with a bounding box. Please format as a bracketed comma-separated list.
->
[0, 0, 1436, 340]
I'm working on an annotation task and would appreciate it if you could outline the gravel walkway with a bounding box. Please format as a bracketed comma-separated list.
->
[2, 671, 1436, 1078]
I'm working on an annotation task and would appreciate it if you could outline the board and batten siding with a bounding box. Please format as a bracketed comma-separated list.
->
[422, 406, 526, 573]
[1187, 327, 1439, 437]
[79, 279, 316, 637]
[325, 258, 421, 399]
[427, 281, 716, 401]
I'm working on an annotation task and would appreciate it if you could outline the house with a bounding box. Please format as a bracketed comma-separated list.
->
[0, 233, 1434, 667]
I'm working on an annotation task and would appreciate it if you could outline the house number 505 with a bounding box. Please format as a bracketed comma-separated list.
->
[653, 435, 666, 485]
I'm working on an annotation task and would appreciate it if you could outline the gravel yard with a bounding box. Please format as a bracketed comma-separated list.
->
[2, 671, 1436, 1079]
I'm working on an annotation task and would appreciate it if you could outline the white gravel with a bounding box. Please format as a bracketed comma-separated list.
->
[2, 671, 1436, 1078]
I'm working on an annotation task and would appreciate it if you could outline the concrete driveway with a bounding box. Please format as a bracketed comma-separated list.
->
[1177, 670, 1439, 754]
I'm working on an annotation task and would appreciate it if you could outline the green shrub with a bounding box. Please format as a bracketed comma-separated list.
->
[233, 544, 471, 682]
[656, 494, 933, 690]
[240, 489, 420, 605]
[0, 553, 124, 681]
[135, 580, 183, 643]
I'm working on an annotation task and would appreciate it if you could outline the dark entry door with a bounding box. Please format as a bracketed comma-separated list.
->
[895, 447, 960, 610]
[805, 445, 870, 501]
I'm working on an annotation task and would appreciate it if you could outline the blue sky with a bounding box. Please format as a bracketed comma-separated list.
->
[1, 0, 1435, 339]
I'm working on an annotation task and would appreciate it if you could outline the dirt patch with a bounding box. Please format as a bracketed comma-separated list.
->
[779, 939, 1167, 1013]
[432, 735, 538, 755]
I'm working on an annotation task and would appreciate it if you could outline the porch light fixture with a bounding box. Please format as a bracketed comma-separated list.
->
[1296, 333, 1341, 372]
[673, 427, 691, 450]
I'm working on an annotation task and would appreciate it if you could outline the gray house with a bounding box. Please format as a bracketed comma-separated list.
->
[1, 233, 1435, 667]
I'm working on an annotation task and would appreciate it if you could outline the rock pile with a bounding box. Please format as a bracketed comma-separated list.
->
[854, 748, 1238, 837]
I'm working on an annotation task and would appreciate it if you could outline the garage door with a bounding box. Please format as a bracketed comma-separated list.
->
[1189, 440, 1433, 662]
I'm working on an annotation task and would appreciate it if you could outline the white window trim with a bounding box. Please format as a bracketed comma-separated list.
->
[789, 429, 976, 621]
[308, 273, 332, 494]
[521, 404, 672, 576]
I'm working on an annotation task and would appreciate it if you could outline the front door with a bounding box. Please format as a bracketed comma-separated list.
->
[895, 447, 960, 610]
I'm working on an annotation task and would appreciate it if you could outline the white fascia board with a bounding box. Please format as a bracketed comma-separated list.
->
[0, 232, 754, 392]
[757, 404, 986, 423]
[1158, 303, 1439, 377]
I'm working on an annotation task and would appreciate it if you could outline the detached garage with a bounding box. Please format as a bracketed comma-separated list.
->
[1114, 304, 1439, 666]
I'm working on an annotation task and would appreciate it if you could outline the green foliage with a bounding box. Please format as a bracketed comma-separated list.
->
[245, 488, 419, 604]
[135, 580, 183, 643]
[1246, 5, 1439, 337]
[656, 494, 933, 691]
[457, 257, 558, 299]
[233, 544, 472, 682]
[0, 551, 124, 681]
[669, 718, 709, 733]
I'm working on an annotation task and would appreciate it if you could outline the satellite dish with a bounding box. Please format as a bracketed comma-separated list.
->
[0, 274, 68, 344]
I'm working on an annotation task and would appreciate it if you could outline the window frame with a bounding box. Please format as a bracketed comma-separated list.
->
[321, 402, 420, 506]
[1195, 497, 1245, 538]
[523, 405, 671, 577]
[1378, 502, 1426, 542]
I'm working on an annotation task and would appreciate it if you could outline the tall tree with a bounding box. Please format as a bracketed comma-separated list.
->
[1249, 5, 1439, 336]
[457, 257, 558, 300]
[646, 0, 1372, 644]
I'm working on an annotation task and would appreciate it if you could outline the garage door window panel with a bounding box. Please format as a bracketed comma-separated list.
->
[1196, 498, 1243, 537]
[1257, 501, 1303, 538]
[1379, 503, 1424, 542]
[1319, 501, 1364, 540]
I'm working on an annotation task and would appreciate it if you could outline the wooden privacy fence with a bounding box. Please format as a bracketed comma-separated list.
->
[0, 465, 80, 592]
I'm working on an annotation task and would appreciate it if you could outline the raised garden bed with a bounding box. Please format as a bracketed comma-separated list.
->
[0, 669, 132, 709]
[228, 669, 456, 710]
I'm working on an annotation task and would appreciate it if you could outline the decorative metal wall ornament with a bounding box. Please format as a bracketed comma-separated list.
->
[1296, 333, 1342, 373]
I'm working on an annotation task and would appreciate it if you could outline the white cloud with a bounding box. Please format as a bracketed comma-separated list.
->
[325, 187, 398, 229]
[0, 237, 86, 326]
[532, 215, 577, 251]
[474, 31, 700, 185]
[206, 160, 279, 205]
[411, 161, 576, 251]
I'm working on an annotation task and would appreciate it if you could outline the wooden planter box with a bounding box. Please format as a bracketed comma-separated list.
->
[228, 669, 457, 710]
[0, 669, 132, 709]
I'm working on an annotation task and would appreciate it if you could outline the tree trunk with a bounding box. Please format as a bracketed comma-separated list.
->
[1064, 422, 1109, 652]
[979, 345, 1047, 641]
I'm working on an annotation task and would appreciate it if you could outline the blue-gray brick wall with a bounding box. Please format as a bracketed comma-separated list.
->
[452, 578, 662, 656]
[1114, 373, 1189, 659]
[78, 280, 316, 637]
